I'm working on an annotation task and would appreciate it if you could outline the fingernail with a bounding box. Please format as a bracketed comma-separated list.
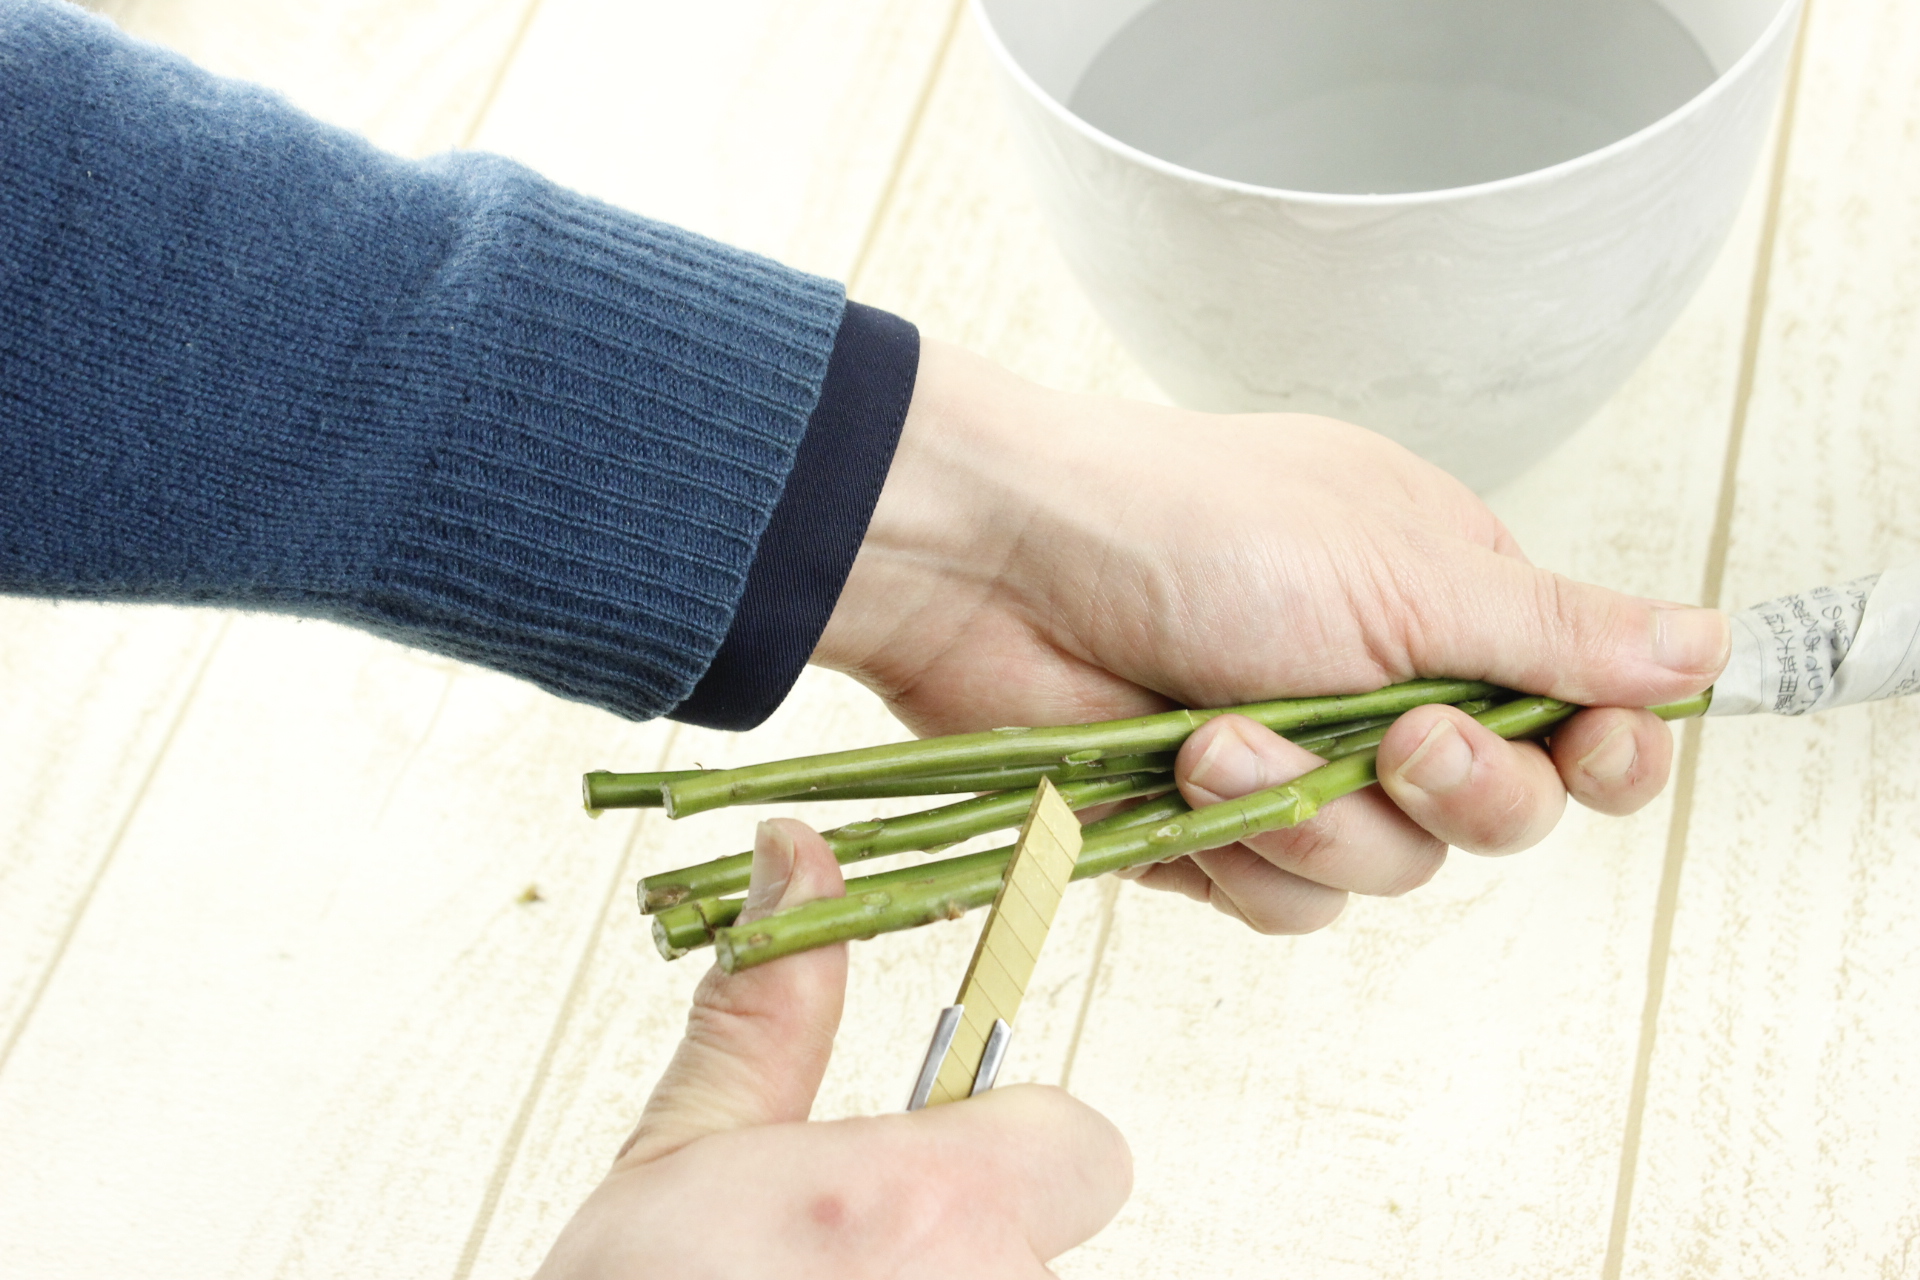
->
[1186, 726, 1264, 800]
[745, 820, 796, 912]
[1397, 719, 1473, 796]
[1652, 607, 1731, 675]
[1578, 724, 1638, 785]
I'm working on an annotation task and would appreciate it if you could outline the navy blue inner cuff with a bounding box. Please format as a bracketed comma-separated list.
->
[669, 300, 920, 731]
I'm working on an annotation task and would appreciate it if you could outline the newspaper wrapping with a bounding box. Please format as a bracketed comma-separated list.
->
[1706, 563, 1920, 716]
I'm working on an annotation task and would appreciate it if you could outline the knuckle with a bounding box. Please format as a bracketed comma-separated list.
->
[1489, 516, 1527, 559]
[1535, 572, 1606, 675]
[1210, 877, 1344, 936]
[1258, 818, 1345, 885]
[1535, 571, 1595, 663]
[1294, 888, 1349, 933]
[1457, 774, 1556, 854]
[1468, 791, 1533, 852]
[1153, 856, 1212, 902]
[1205, 882, 1266, 932]
[1256, 813, 1421, 899]
[1377, 841, 1448, 897]
[1538, 572, 1652, 700]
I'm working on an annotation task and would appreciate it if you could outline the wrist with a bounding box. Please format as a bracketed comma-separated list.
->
[812, 341, 1059, 687]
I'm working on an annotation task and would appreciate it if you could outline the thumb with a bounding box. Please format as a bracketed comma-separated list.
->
[1410, 543, 1732, 707]
[618, 818, 847, 1166]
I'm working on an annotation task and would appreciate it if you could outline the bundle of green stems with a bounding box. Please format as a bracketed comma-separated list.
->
[584, 680, 1712, 972]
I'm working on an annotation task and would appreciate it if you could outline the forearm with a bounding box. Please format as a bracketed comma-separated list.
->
[0, 0, 861, 721]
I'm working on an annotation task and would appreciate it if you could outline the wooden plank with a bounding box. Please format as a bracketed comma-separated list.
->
[845, 27, 1164, 399]
[830, 7, 1782, 1270]
[0, 617, 672, 1277]
[0, 2, 968, 1277]
[83, 0, 537, 156]
[0, 604, 223, 1054]
[1619, 0, 1920, 1274]
[467, 0, 965, 277]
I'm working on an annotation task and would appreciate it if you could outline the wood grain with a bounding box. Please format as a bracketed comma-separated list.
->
[0, 604, 223, 1057]
[82, 0, 538, 156]
[1619, 0, 1920, 1274]
[0, 618, 671, 1276]
[467, 0, 964, 277]
[848, 23, 1165, 400]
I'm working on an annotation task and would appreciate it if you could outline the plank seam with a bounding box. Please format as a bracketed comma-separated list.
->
[1697, 16, 1809, 618]
[371, 669, 461, 828]
[1057, 874, 1121, 1091]
[846, 0, 969, 294]
[1602, 717, 1708, 1280]
[0, 615, 231, 1081]
[459, 0, 549, 150]
[1600, 6, 1813, 1274]
[450, 720, 683, 1280]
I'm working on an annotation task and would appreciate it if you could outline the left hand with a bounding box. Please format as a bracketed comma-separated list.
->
[813, 340, 1721, 933]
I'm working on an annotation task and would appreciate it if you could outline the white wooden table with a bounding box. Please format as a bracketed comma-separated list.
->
[3, 2, 1916, 1275]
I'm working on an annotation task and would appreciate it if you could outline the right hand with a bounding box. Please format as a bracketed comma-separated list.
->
[534, 818, 1132, 1279]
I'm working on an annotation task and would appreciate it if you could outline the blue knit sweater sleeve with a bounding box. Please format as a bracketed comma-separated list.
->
[1, 0, 864, 722]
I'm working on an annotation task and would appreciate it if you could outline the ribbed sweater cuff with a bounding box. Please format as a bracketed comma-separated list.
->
[671, 302, 919, 730]
[360, 159, 848, 722]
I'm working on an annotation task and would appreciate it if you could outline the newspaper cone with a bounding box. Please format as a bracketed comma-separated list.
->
[1708, 564, 1920, 716]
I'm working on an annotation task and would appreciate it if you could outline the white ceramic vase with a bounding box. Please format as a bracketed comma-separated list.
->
[974, 0, 1802, 491]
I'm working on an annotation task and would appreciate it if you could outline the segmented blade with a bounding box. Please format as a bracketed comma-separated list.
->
[924, 777, 1083, 1106]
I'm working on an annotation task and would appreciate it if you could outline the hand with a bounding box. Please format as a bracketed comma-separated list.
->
[535, 819, 1131, 1280]
[815, 340, 1730, 933]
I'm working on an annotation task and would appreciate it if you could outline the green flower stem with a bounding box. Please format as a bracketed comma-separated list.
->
[582, 770, 683, 810]
[585, 753, 1179, 813]
[594, 688, 1707, 813]
[1299, 697, 1499, 761]
[639, 772, 1171, 911]
[712, 696, 1593, 972]
[653, 895, 744, 960]
[645, 686, 1719, 960]
[1652, 689, 1713, 719]
[642, 703, 1426, 954]
[661, 679, 1502, 818]
[587, 704, 1453, 814]
[653, 788, 1197, 961]
[1284, 713, 1401, 758]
